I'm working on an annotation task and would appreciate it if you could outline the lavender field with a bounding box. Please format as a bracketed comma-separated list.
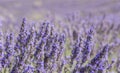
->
[0, 0, 120, 73]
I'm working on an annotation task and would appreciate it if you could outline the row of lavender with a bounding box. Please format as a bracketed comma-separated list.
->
[0, 15, 120, 73]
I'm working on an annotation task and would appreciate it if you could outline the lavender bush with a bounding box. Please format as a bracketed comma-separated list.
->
[0, 14, 120, 73]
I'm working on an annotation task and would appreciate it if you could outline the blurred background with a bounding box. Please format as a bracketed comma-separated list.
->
[0, 0, 120, 28]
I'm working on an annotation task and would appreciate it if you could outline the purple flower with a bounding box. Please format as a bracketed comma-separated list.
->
[71, 36, 82, 68]
[81, 26, 94, 64]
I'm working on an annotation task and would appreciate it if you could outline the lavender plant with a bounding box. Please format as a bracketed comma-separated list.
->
[0, 14, 119, 73]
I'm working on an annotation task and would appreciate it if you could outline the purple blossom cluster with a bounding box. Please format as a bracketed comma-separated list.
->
[0, 15, 119, 73]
